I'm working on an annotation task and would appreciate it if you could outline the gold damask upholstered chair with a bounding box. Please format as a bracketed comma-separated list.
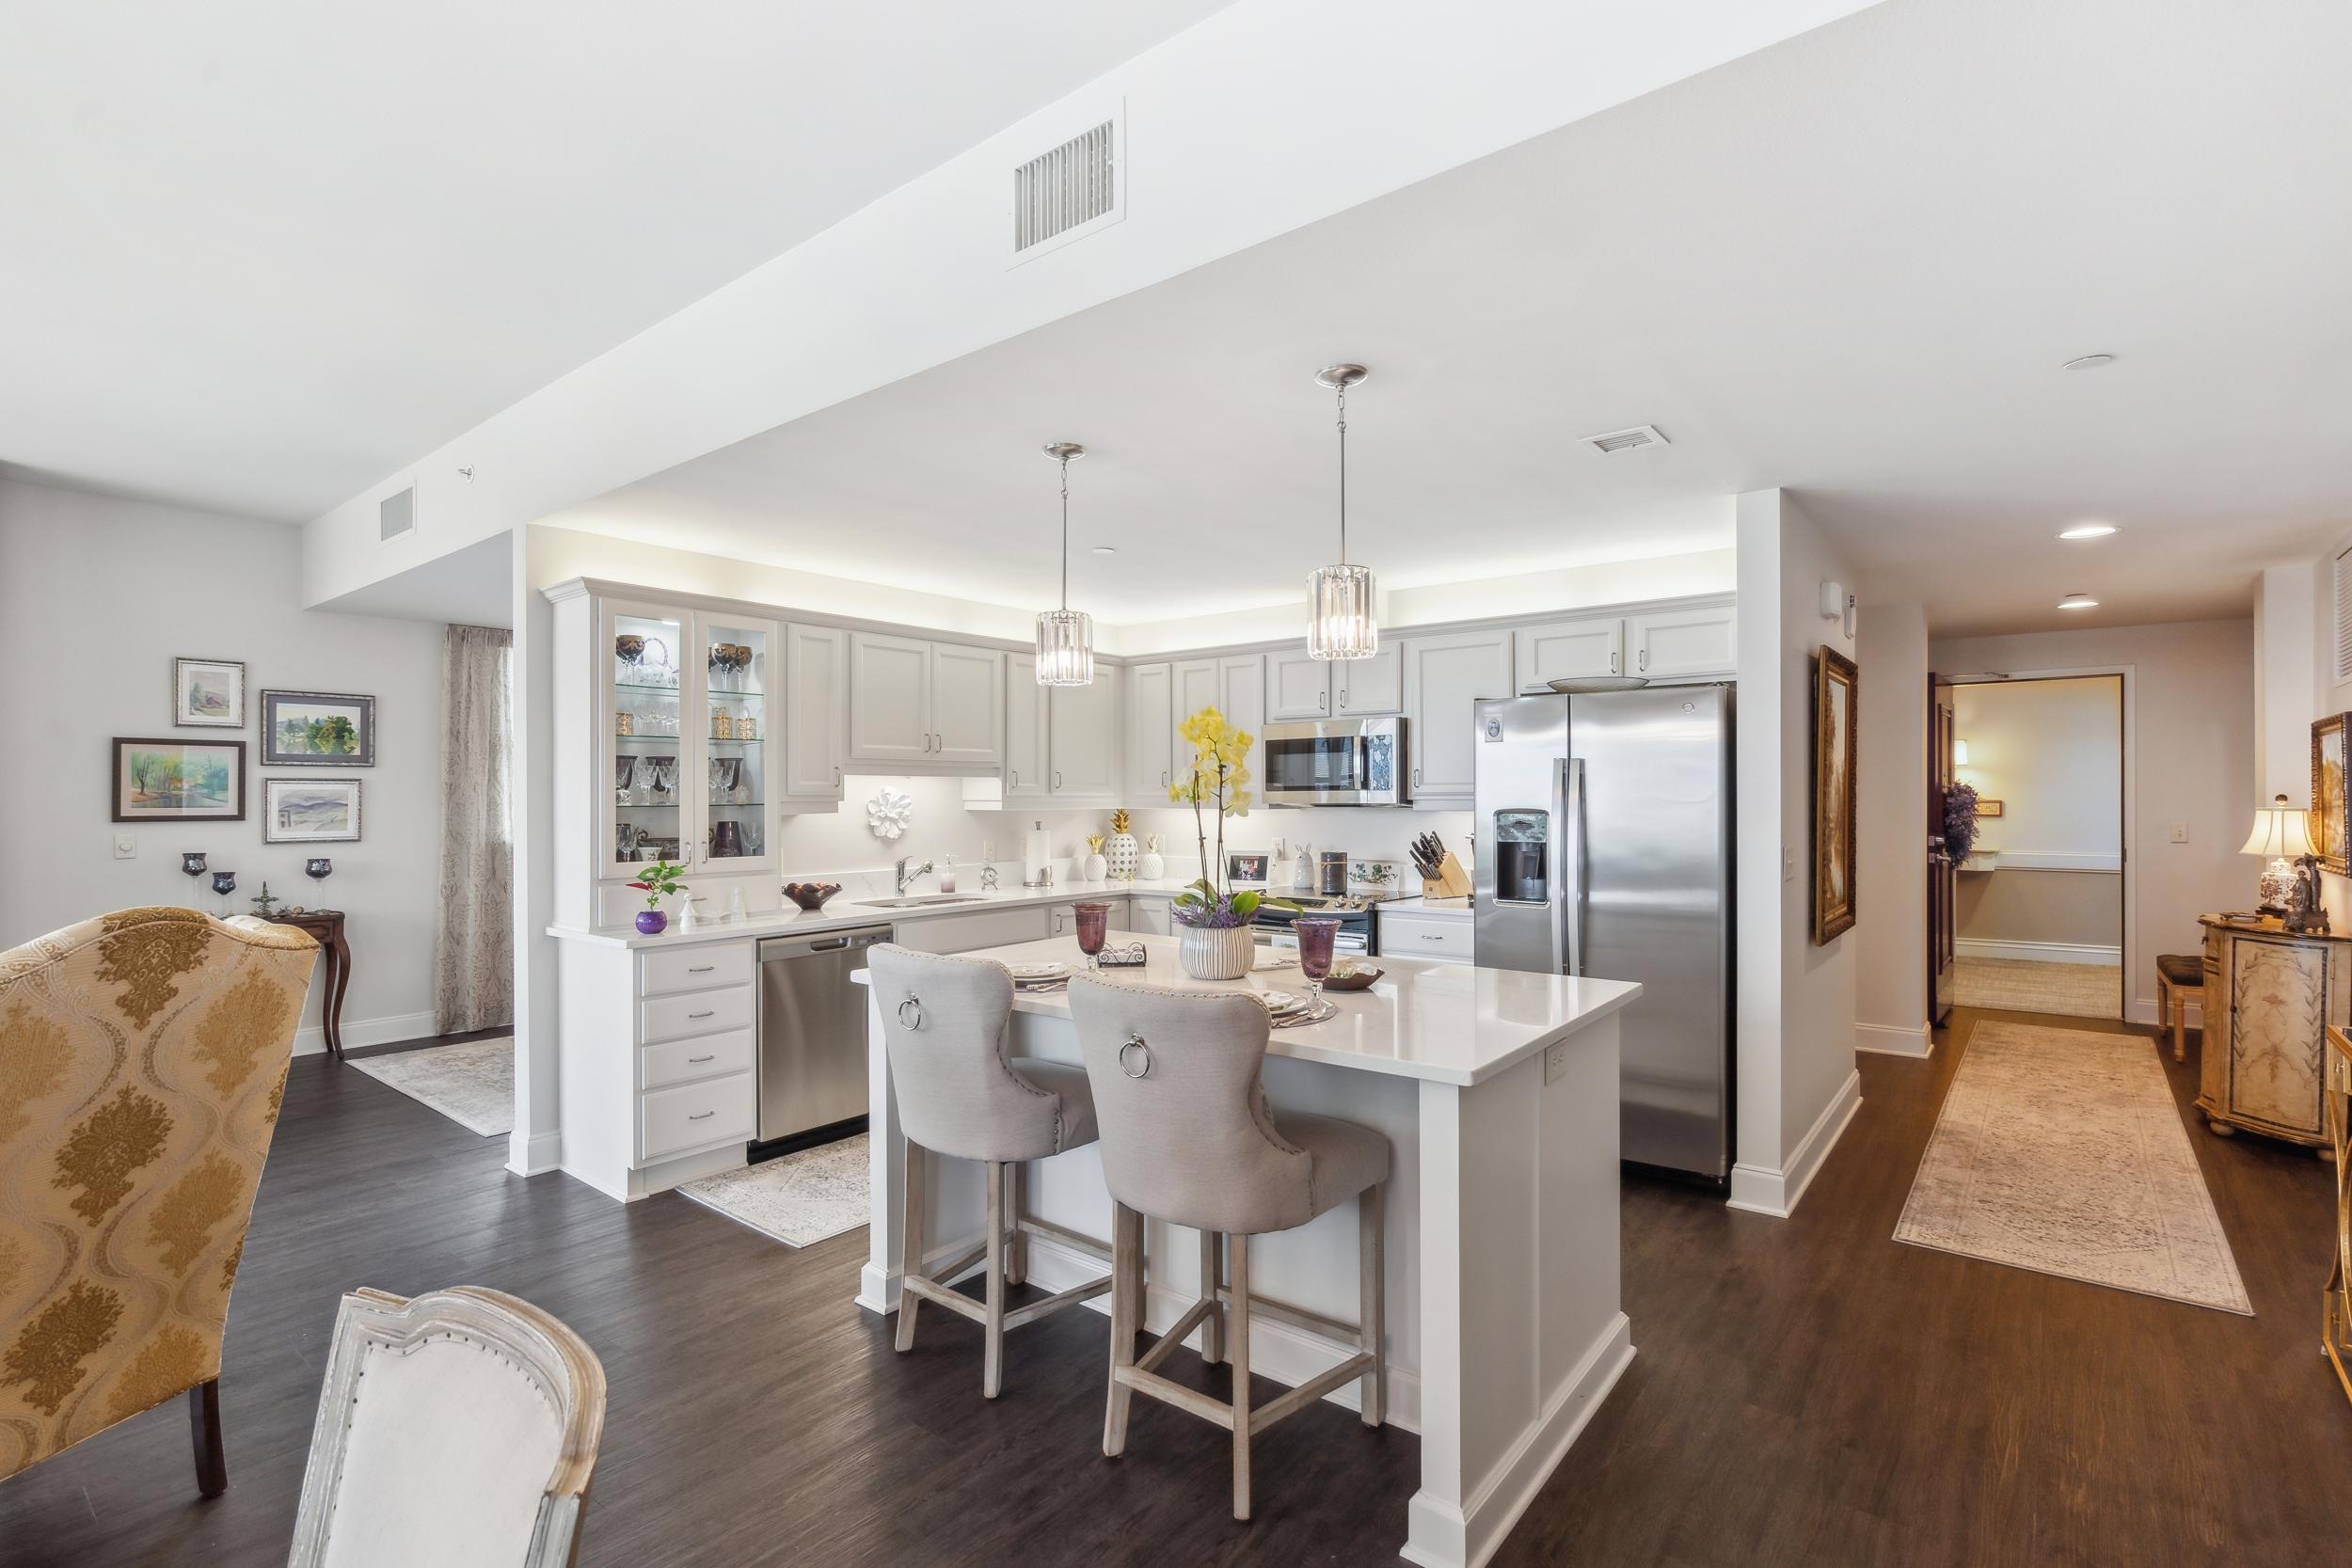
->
[0, 906, 316, 1493]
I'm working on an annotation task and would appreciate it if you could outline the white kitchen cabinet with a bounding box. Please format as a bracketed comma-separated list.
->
[1267, 648, 1334, 721]
[1172, 657, 1221, 732]
[1629, 603, 1737, 681]
[932, 642, 1006, 767]
[1218, 654, 1267, 794]
[1380, 911, 1475, 965]
[1002, 654, 1053, 807]
[1334, 642, 1404, 716]
[848, 633, 1005, 769]
[1126, 662, 1174, 799]
[1515, 615, 1624, 692]
[1405, 629, 1515, 806]
[1050, 675, 1120, 801]
[1129, 896, 1173, 936]
[781, 622, 847, 808]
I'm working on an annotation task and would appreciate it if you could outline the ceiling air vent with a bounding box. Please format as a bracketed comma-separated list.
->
[378, 483, 416, 543]
[1578, 424, 1670, 455]
[1009, 106, 1122, 266]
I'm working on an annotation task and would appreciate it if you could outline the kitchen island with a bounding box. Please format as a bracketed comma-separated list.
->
[855, 934, 1640, 1568]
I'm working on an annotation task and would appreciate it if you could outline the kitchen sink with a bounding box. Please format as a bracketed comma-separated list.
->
[862, 894, 989, 909]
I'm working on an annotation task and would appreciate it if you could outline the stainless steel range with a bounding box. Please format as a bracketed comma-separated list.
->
[1248, 890, 1407, 956]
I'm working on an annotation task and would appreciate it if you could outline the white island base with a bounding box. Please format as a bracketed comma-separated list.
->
[855, 935, 1639, 1568]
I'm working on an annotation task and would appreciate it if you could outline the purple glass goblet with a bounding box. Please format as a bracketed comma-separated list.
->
[1074, 901, 1110, 969]
[1294, 916, 1342, 1010]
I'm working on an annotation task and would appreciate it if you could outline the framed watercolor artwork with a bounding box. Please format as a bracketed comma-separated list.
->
[173, 657, 246, 727]
[262, 689, 376, 767]
[263, 778, 362, 843]
[113, 738, 246, 821]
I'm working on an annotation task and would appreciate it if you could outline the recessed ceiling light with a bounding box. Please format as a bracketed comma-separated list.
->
[1092, 545, 1117, 555]
[2061, 353, 2116, 371]
[2058, 523, 2118, 540]
[2057, 593, 2099, 610]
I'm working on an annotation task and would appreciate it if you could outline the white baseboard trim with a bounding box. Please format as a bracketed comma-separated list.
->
[506, 1129, 562, 1178]
[1402, 1312, 1635, 1568]
[858, 1227, 1423, 1434]
[1854, 1021, 1932, 1058]
[2129, 995, 2205, 1029]
[1726, 1068, 1863, 1219]
[293, 1008, 440, 1056]
[1954, 938, 2120, 967]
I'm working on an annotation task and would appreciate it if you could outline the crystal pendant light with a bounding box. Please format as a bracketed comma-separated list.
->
[1035, 441, 1095, 687]
[1308, 364, 1377, 660]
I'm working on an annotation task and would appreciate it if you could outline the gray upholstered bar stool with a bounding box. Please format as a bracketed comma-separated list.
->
[1068, 975, 1390, 1522]
[869, 944, 1114, 1399]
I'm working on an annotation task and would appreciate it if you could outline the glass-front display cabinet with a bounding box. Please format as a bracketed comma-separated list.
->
[598, 596, 780, 894]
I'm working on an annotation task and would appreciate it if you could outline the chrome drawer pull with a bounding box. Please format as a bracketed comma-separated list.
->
[688, 964, 716, 974]
[687, 1009, 716, 1020]
[688, 1110, 716, 1121]
[1421, 934, 1443, 942]
[688, 1054, 715, 1064]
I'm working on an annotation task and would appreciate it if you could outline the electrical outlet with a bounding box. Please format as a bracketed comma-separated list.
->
[112, 833, 136, 860]
[1545, 1040, 1567, 1084]
[1783, 845, 1797, 883]
[2169, 821, 2189, 844]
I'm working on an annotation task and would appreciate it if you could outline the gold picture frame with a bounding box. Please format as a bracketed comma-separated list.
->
[2312, 713, 2349, 875]
[1812, 646, 1859, 944]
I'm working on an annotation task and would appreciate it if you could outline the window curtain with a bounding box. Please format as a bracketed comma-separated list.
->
[434, 625, 514, 1033]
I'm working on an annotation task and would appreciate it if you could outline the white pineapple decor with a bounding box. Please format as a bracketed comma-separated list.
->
[1104, 808, 1140, 882]
[1136, 832, 1166, 880]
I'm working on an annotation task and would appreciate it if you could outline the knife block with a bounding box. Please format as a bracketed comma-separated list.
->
[1420, 851, 1472, 905]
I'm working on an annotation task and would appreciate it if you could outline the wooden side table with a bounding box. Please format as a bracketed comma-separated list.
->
[2195, 914, 2347, 1151]
[2325, 1024, 2352, 1409]
[265, 910, 350, 1058]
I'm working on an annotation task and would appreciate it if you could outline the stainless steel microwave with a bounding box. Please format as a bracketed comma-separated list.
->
[1262, 716, 1408, 806]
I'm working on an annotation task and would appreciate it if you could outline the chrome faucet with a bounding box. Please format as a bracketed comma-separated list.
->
[895, 856, 934, 896]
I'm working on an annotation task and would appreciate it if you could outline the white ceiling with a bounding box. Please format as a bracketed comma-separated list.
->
[0, 0, 1233, 521]
[541, 0, 2352, 639]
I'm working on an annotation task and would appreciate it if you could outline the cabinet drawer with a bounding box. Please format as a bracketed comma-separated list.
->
[642, 1027, 755, 1091]
[640, 1071, 755, 1161]
[1382, 915, 1474, 964]
[643, 942, 754, 997]
[643, 984, 754, 1044]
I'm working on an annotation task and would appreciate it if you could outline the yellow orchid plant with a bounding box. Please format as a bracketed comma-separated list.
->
[1167, 706, 1286, 928]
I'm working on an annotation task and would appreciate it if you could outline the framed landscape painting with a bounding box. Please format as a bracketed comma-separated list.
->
[1811, 645, 1859, 944]
[113, 738, 246, 821]
[263, 778, 361, 843]
[172, 657, 246, 727]
[262, 689, 376, 766]
[2312, 713, 2349, 875]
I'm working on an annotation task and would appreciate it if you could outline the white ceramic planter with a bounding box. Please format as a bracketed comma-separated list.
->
[1178, 922, 1254, 981]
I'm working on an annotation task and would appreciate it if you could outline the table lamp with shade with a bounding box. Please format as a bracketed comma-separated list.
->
[2241, 793, 2317, 917]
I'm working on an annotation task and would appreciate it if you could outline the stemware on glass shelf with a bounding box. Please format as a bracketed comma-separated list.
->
[1074, 901, 1110, 970]
[1294, 916, 1341, 1010]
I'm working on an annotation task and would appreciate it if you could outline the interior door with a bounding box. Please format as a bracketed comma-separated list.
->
[1930, 676, 1958, 1024]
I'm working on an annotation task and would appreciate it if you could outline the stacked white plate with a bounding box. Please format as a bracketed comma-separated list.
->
[1004, 960, 1071, 988]
[1253, 989, 1310, 1019]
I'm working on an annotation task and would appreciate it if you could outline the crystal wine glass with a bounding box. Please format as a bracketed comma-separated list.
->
[1294, 916, 1342, 1012]
[1074, 902, 1110, 970]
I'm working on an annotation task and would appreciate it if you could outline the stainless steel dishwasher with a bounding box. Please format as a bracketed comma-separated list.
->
[756, 925, 890, 1147]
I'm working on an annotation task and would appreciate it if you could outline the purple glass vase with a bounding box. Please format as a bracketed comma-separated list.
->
[636, 909, 668, 935]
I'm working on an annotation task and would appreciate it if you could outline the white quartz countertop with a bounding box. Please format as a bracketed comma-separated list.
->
[852, 933, 1639, 1086]
[1378, 895, 1475, 920]
[548, 878, 1202, 950]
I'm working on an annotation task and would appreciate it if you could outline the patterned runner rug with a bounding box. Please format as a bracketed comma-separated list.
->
[347, 1036, 514, 1136]
[1894, 1022, 2250, 1314]
[678, 1134, 869, 1247]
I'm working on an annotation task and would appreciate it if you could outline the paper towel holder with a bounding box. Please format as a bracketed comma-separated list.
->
[1022, 818, 1056, 889]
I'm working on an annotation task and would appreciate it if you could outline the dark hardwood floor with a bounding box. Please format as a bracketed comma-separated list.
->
[3, 1008, 2342, 1566]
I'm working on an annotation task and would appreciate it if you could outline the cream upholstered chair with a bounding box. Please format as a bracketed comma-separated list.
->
[1067, 975, 1389, 1522]
[287, 1286, 604, 1567]
[868, 944, 1113, 1398]
[0, 907, 316, 1493]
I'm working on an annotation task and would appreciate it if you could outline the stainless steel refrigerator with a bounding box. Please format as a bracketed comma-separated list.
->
[1472, 687, 1734, 1180]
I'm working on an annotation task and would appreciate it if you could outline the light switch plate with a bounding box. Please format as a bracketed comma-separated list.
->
[112, 833, 136, 860]
[1545, 1040, 1567, 1084]
[1783, 845, 1796, 883]
[2169, 821, 2189, 843]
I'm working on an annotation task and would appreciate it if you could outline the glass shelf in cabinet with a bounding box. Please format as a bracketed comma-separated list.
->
[614, 682, 685, 695]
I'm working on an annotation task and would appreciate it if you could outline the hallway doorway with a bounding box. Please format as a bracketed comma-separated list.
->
[1935, 673, 2126, 1020]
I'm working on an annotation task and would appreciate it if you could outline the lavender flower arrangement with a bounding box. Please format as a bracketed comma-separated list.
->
[1943, 781, 1980, 862]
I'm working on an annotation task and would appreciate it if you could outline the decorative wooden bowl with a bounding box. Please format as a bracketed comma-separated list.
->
[785, 882, 842, 911]
[1322, 965, 1385, 992]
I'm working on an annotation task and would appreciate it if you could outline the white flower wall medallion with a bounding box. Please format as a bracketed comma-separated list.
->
[866, 786, 914, 842]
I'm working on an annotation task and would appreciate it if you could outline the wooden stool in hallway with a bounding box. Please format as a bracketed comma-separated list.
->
[2156, 953, 2202, 1062]
[868, 946, 1114, 1399]
[1069, 977, 1389, 1523]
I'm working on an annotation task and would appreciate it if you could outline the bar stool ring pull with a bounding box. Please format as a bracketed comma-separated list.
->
[1118, 1033, 1152, 1080]
[897, 997, 924, 1029]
